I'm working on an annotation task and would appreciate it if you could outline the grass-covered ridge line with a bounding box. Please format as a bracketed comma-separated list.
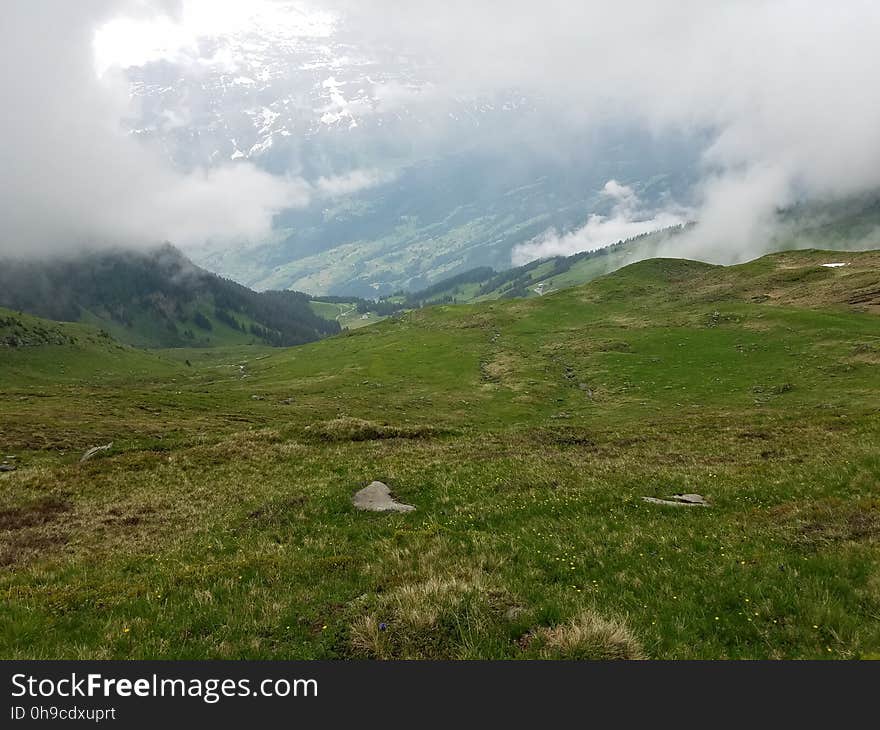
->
[0, 249, 878, 659]
[384, 192, 880, 309]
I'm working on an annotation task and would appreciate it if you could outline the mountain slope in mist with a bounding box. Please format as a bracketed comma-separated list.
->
[191, 142, 696, 298]
[0, 245, 339, 349]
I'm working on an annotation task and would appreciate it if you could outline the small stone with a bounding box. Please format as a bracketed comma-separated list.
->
[353, 481, 415, 513]
[671, 493, 709, 505]
[0, 464, 16, 472]
[80, 443, 113, 463]
[642, 493, 710, 507]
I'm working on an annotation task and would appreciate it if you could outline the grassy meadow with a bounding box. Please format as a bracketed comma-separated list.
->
[1, 250, 879, 659]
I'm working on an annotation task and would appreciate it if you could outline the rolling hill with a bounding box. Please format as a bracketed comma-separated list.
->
[1, 248, 878, 659]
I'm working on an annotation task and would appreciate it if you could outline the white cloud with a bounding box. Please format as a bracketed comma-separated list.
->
[512, 181, 689, 265]
[93, 0, 336, 74]
[5, 1, 880, 263]
[315, 169, 392, 197]
[663, 166, 792, 264]
[0, 0, 377, 258]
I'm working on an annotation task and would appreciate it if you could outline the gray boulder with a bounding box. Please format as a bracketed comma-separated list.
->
[642, 493, 710, 507]
[353, 481, 415, 513]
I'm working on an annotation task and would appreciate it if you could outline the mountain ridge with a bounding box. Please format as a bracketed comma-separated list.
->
[0, 244, 340, 349]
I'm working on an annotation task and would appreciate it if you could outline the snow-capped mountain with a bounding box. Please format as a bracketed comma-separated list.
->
[121, 3, 533, 175]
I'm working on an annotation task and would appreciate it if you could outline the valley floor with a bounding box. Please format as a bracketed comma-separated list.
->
[1, 250, 879, 659]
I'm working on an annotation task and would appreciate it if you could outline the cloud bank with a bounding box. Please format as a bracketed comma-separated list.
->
[333, 0, 880, 262]
[0, 0, 379, 258]
[3, 1, 880, 264]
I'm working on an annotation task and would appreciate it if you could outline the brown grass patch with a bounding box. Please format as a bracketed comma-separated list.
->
[533, 426, 596, 448]
[480, 350, 530, 390]
[0, 497, 71, 531]
[0, 496, 72, 567]
[348, 573, 510, 659]
[246, 496, 308, 527]
[742, 319, 773, 331]
[0, 532, 69, 567]
[99, 504, 157, 529]
[769, 498, 880, 548]
[597, 340, 633, 352]
[849, 342, 880, 365]
[520, 609, 646, 660]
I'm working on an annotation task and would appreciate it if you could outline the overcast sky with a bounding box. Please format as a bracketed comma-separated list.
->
[2, 1, 879, 261]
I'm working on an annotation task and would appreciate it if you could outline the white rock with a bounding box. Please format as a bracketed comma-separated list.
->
[80, 443, 113, 463]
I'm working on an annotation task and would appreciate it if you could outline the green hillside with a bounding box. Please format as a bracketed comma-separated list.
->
[1, 250, 879, 659]
[0, 245, 340, 348]
[308, 299, 387, 330]
[390, 228, 679, 310]
[0, 308, 183, 385]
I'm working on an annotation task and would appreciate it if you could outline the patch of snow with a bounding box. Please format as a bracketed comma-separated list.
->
[318, 75, 358, 128]
[248, 135, 274, 156]
[229, 137, 245, 160]
[821, 262, 848, 268]
[258, 106, 279, 132]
